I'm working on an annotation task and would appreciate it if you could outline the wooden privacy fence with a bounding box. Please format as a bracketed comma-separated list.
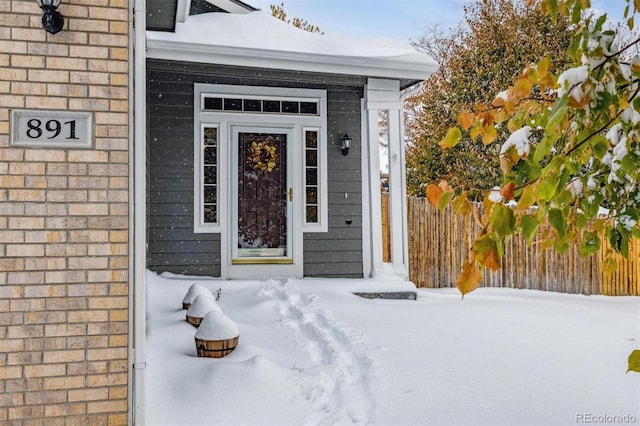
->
[382, 195, 640, 296]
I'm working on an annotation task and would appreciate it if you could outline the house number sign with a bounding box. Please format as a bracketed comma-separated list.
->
[10, 109, 94, 149]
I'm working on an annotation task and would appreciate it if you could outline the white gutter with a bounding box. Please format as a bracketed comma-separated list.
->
[132, 0, 147, 424]
[146, 39, 437, 81]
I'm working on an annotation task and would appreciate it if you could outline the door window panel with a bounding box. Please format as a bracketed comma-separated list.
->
[237, 132, 288, 258]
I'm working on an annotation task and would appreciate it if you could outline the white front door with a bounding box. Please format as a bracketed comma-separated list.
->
[225, 125, 302, 278]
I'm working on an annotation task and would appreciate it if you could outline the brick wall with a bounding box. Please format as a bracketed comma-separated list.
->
[0, 1, 130, 424]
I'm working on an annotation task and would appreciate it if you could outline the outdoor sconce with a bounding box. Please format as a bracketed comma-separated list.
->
[340, 134, 352, 156]
[36, 0, 64, 35]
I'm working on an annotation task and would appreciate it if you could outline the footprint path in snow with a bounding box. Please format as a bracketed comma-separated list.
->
[259, 279, 376, 425]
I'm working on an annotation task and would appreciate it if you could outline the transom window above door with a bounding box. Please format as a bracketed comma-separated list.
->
[202, 95, 320, 116]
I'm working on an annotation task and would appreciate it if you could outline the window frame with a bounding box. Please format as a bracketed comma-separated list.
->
[194, 123, 221, 232]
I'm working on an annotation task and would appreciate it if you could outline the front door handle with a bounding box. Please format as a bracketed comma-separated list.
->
[288, 188, 293, 202]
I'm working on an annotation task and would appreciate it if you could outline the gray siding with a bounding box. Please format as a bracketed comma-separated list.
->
[146, 59, 366, 277]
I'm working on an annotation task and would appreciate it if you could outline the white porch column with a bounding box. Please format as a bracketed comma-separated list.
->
[362, 78, 408, 279]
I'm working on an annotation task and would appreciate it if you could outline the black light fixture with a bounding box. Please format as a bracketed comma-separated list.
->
[340, 134, 352, 156]
[36, 0, 64, 35]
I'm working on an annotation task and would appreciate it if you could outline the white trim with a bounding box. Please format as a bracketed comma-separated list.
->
[194, 124, 221, 233]
[388, 108, 406, 276]
[176, 0, 192, 23]
[132, 0, 147, 424]
[362, 78, 410, 279]
[226, 124, 302, 278]
[365, 106, 383, 277]
[194, 83, 328, 279]
[230, 125, 294, 261]
[147, 39, 435, 82]
[301, 126, 327, 231]
[360, 98, 373, 278]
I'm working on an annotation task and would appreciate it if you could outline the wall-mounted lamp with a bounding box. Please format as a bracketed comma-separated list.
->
[36, 0, 64, 35]
[340, 134, 352, 156]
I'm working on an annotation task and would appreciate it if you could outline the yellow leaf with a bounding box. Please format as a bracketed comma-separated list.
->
[439, 127, 462, 149]
[470, 123, 482, 141]
[511, 77, 532, 102]
[515, 186, 536, 214]
[426, 183, 444, 207]
[482, 125, 497, 146]
[620, 97, 629, 111]
[568, 92, 590, 109]
[473, 235, 502, 271]
[500, 145, 520, 174]
[457, 261, 483, 298]
[603, 255, 619, 274]
[452, 194, 472, 216]
[493, 108, 508, 124]
[537, 55, 551, 76]
[457, 111, 476, 131]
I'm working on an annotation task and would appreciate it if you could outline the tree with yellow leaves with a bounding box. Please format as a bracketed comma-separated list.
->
[428, 0, 640, 372]
[406, 0, 573, 198]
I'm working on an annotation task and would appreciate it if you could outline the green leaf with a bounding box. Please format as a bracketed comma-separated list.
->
[547, 0, 558, 22]
[545, 94, 569, 131]
[592, 136, 610, 160]
[609, 228, 630, 258]
[534, 134, 555, 164]
[576, 213, 588, 230]
[440, 127, 462, 149]
[571, 1, 582, 24]
[554, 238, 569, 254]
[621, 151, 640, 175]
[556, 189, 573, 208]
[595, 13, 607, 32]
[627, 350, 640, 374]
[438, 190, 455, 211]
[548, 208, 566, 238]
[579, 232, 601, 256]
[537, 176, 558, 201]
[520, 215, 541, 243]
[583, 193, 604, 218]
[567, 31, 580, 59]
[490, 204, 516, 238]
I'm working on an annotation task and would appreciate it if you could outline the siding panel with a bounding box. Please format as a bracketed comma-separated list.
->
[147, 59, 365, 277]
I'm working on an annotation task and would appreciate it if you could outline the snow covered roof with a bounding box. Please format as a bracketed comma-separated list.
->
[146, 11, 438, 82]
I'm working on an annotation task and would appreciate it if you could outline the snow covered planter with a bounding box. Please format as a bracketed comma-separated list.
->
[194, 311, 240, 358]
[181, 283, 212, 310]
[186, 295, 222, 327]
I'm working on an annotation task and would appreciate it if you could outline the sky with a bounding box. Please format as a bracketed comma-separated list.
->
[246, 0, 630, 42]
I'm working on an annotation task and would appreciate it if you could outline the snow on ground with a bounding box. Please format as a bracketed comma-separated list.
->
[145, 270, 640, 426]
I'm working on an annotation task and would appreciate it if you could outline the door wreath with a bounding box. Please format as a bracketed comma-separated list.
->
[248, 140, 278, 172]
